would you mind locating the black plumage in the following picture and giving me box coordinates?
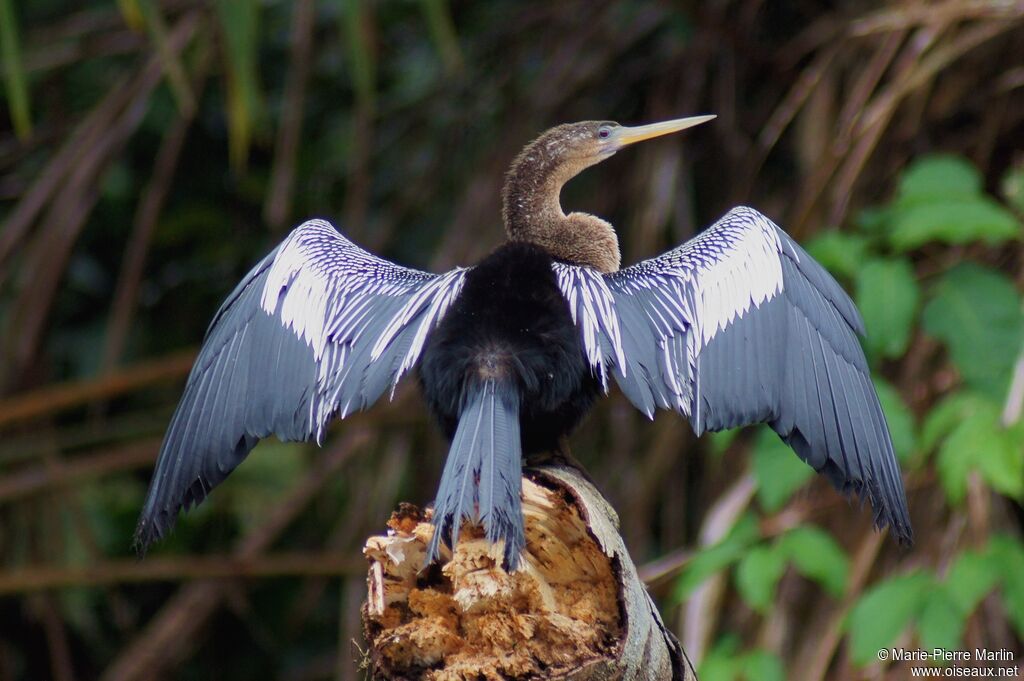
[419,243,599,566]
[135,116,912,571]
[419,242,599,453]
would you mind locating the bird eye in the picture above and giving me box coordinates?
[598,126,612,139]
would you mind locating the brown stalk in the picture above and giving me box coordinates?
[0,10,197,275]
[1,13,202,390]
[23,28,144,75]
[338,576,365,681]
[680,474,757,665]
[828,21,1017,224]
[850,0,1024,36]
[797,530,886,681]
[640,469,937,597]
[28,3,131,44]
[626,416,688,557]
[535,3,668,109]
[834,31,905,154]
[823,21,944,226]
[428,151,510,270]
[792,22,938,230]
[856,21,1016,136]
[750,46,838,185]
[0,72,133,276]
[343,112,374,241]
[0,553,366,596]
[0,440,158,503]
[29,594,76,681]
[99,46,211,377]
[0,350,195,429]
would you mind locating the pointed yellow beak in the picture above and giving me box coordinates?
[610,115,716,148]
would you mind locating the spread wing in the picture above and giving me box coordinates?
[135,219,466,549]
[554,206,912,543]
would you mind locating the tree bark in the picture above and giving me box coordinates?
[361,464,697,680]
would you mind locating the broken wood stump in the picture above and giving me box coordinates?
[361,464,697,680]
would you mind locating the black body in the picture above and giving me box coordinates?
[419,242,600,454]
[418,242,599,564]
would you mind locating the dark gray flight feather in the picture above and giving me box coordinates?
[554,206,913,544]
[134,219,466,552]
[427,378,525,570]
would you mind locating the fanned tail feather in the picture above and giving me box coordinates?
[427,378,524,570]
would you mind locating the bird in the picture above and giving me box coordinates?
[134,116,913,570]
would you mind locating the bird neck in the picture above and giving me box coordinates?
[501,142,621,274]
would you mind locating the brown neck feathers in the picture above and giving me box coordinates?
[501,127,621,273]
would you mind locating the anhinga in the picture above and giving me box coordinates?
[135,116,913,569]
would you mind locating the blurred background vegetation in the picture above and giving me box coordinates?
[1,1,1023,679]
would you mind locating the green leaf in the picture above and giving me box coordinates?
[945,550,998,614]
[740,651,786,681]
[0,0,31,139]
[873,378,916,462]
[674,513,760,600]
[138,0,195,116]
[933,394,1024,504]
[921,393,981,452]
[752,427,814,512]
[699,640,785,681]
[804,231,870,280]
[989,535,1024,637]
[934,398,989,504]
[735,545,786,613]
[890,199,1021,251]
[418,0,463,74]
[340,0,376,112]
[699,637,742,681]
[855,205,891,236]
[918,588,964,652]
[1002,163,1024,216]
[707,427,741,455]
[778,526,849,596]
[846,571,932,665]
[974,419,1024,501]
[887,155,1022,250]
[216,0,262,169]
[897,155,982,202]
[117,0,145,30]
[922,263,1024,398]
[856,258,920,359]
[934,408,986,505]
[699,655,738,681]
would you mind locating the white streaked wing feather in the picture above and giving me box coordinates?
[554,206,786,408]
[136,217,468,550]
[552,206,910,543]
[260,218,466,421]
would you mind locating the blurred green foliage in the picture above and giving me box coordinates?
[684,155,1024,680]
[701,637,786,681]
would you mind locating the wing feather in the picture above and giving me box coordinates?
[554,206,912,543]
[136,219,466,550]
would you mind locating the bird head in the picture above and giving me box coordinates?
[502,115,716,271]
[534,115,717,171]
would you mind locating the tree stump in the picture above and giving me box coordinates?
[361,464,697,680]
